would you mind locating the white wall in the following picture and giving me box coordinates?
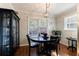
[18,12,28,46]
[0,3,14,9]
[55,7,77,46]
[77,4,79,55]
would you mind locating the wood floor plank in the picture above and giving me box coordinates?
[15,44,77,56]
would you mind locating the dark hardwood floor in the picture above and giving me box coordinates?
[15,44,77,56]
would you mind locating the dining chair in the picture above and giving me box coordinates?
[50,36,61,55]
[52,31,61,50]
[44,36,61,56]
[66,37,77,51]
[26,35,39,56]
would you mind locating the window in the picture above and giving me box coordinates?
[28,17,56,36]
[28,18,39,36]
[28,17,48,35]
[64,14,77,30]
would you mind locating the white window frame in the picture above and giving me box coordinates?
[64,14,77,30]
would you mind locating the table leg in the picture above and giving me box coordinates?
[36,45,39,56]
[72,40,73,52]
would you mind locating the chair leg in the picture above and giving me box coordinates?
[56,47,58,56]
[59,44,60,50]
[36,46,39,56]
[29,47,31,56]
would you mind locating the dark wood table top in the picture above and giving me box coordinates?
[30,36,59,43]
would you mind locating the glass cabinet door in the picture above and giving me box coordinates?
[12,16,17,48]
[16,20,19,47]
[0,12,3,55]
[12,13,19,48]
[2,12,10,55]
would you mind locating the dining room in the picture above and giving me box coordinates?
[0,3,77,56]
[12,3,77,56]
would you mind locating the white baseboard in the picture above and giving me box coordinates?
[20,44,29,47]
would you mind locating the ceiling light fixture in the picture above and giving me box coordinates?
[44,3,50,18]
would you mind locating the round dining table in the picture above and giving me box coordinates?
[30,36,60,56]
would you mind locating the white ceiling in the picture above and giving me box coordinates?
[11,3,76,17]
[52,3,76,15]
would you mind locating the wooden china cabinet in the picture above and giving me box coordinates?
[0,8,20,56]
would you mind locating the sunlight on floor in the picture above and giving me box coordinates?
[51,51,57,56]
[77,50,79,55]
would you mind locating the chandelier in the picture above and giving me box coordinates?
[44,3,50,18]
